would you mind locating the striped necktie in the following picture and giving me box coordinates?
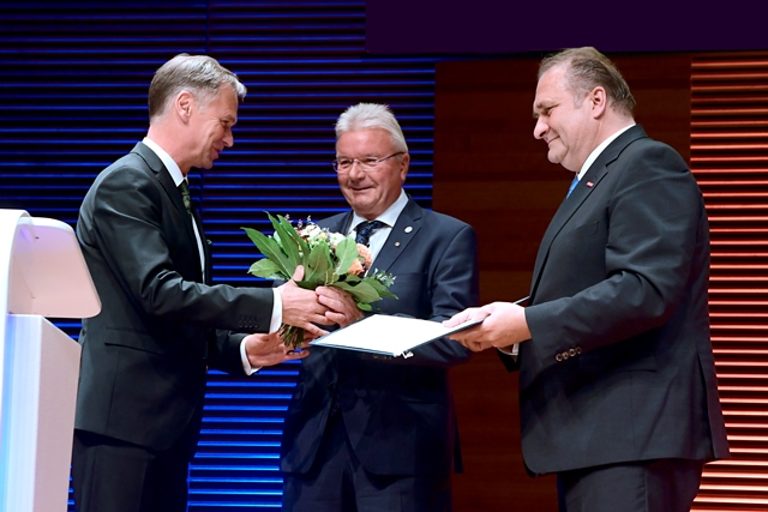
[355,220,385,246]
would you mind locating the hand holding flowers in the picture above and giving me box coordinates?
[243,213,397,348]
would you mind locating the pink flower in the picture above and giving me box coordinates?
[347,258,364,276]
[356,243,372,269]
[347,244,373,276]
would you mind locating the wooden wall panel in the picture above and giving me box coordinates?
[690,51,768,512]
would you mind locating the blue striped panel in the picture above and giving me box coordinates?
[0,1,439,510]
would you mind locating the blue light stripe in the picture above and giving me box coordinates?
[0,1,440,509]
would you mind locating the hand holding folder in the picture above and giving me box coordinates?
[309,314,483,358]
[443,296,530,353]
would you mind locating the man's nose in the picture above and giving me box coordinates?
[347,159,366,178]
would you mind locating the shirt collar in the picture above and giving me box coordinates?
[576,123,635,180]
[350,189,408,233]
[142,136,185,187]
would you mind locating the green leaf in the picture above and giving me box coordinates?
[268,214,302,273]
[247,258,284,279]
[303,241,333,286]
[242,226,293,279]
[333,237,359,278]
[363,276,398,299]
[338,280,380,303]
[284,215,311,258]
[340,273,361,285]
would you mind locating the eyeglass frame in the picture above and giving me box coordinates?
[332,151,406,174]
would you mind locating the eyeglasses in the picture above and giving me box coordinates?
[332,152,405,174]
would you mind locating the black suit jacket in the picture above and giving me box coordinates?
[280,199,479,476]
[507,126,730,474]
[75,142,273,450]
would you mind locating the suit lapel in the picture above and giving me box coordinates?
[371,199,422,273]
[192,210,212,283]
[131,142,204,279]
[320,199,422,273]
[529,126,648,299]
[132,142,187,217]
[322,211,354,235]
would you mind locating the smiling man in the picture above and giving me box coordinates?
[446,47,730,512]
[72,54,329,512]
[280,103,479,512]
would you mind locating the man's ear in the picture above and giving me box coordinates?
[174,90,195,122]
[399,152,410,182]
[590,86,608,117]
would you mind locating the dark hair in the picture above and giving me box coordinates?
[539,46,636,116]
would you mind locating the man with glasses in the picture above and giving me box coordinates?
[280,102,479,511]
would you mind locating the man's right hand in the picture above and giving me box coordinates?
[277,265,331,338]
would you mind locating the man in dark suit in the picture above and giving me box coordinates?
[447,47,730,511]
[280,103,479,511]
[72,54,330,512]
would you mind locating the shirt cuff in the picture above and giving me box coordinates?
[497,344,519,357]
[270,288,282,334]
[239,338,262,376]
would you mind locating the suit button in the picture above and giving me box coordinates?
[555,353,563,362]
[569,348,577,357]
[575,346,582,355]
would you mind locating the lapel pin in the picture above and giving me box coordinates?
[586,181,594,188]
[394,241,401,247]
[404,226,413,233]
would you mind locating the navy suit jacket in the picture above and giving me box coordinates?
[280,198,479,476]
[507,126,730,474]
[75,142,274,451]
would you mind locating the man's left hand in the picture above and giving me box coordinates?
[317,285,364,327]
[243,332,309,367]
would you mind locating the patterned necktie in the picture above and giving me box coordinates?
[566,175,580,198]
[355,220,386,246]
[179,180,193,215]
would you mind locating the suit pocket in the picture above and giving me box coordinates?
[578,347,658,377]
[102,327,167,356]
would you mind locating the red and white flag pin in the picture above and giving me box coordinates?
[586,181,594,188]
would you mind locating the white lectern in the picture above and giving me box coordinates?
[0,209,100,512]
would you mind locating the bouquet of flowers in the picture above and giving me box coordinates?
[243,213,397,348]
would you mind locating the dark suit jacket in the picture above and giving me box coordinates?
[280,199,479,477]
[75,142,273,451]
[507,125,730,475]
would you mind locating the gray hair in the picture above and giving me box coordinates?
[335,103,409,152]
[539,46,636,117]
[148,53,247,119]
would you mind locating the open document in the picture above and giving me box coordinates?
[309,314,483,358]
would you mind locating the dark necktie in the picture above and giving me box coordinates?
[566,175,579,198]
[179,180,193,215]
[355,220,385,246]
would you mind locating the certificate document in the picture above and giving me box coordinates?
[309,314,482,358]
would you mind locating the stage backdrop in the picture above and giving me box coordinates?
[1,1,767,511]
